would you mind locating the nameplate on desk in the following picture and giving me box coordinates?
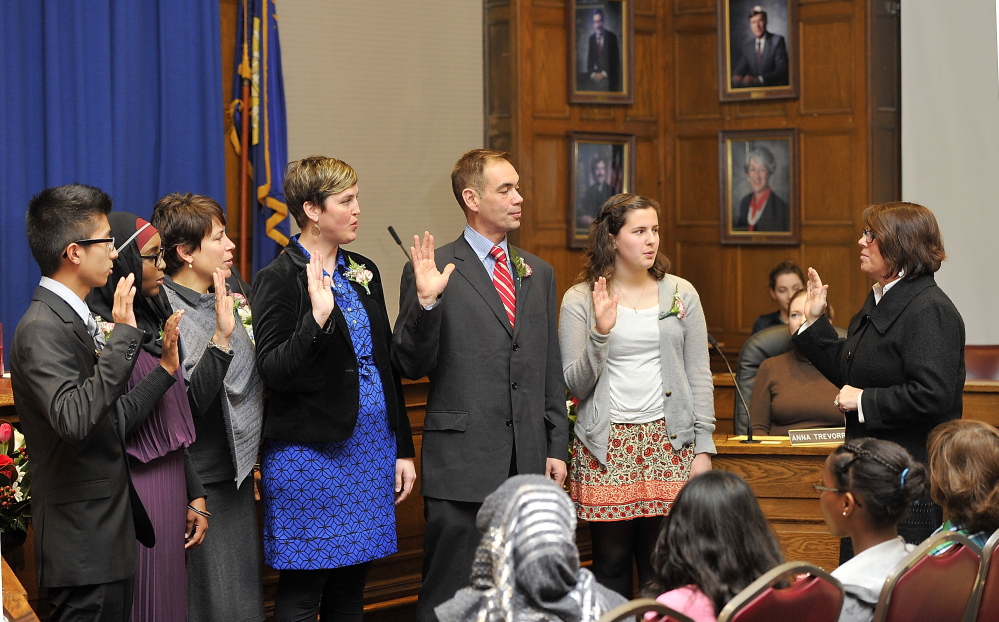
[788,427,846,446]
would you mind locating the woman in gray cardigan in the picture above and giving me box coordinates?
[559,193,716,596]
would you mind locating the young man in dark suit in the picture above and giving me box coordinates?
[10,184,181,622]
[393,150,569,622]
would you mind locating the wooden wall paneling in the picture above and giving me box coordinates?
[867,0,901,203]
[799,130,856,223]
[628,28,660,122]
[733,99,791,120]
[529,133,568,231]
[530,21,570,119]
[798,3,855,115]
[674,134,719,225]
[486,2,515,154]
[673,27,723,121]
[634,135,661,198]
[674,241,730,333]
[673,0,714,16]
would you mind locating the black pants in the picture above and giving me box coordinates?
[589,516,664,598]
[48,577,134,622]
[272,563,371,622]
[417,497,482,622]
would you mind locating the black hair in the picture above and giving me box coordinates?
[26,184,113,276]
[829,438,928,530]
[651,470,784,614]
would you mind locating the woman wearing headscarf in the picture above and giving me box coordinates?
[436,474,626,622]
[152,194,265,622]
[85,212,204,622]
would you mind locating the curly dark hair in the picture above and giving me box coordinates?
[927,420,999,535]
[577,193,670,285]
[829,438,928,530]
[651,471,784,614]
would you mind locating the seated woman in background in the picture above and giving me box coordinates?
[751,260,804,334]
[435,475,626,622]
[649,470,784,622]
[818,439,928,622]
[750,289,843,436]
[927,419,999,547]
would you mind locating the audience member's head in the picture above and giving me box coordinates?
[927,420,999,536]
[27,184,114,278]
[435,475,625,622]
[861,201,946,282]
[283,155,358,230]
[579,193,670,284]
[820,439,927,538]
[768,260,805,316]
[651,470,784,615]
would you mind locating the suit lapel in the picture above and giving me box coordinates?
[452,236,513,337]
[35,286,99,360]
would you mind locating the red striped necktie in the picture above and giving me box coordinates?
[490,245,517,328]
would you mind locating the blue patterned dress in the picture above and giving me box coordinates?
[260,246,398,569]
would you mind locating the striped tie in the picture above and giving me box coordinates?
[490,245,516,328]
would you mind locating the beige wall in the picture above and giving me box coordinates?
[280,0,483,320]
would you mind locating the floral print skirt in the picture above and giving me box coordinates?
[569,418,695,521]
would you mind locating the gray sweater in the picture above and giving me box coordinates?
[559,276,716,465]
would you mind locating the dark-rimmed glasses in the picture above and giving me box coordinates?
[139,250,165,266]
[63,237,115,258]
[862,228,877,243]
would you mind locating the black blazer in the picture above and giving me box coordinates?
[733,191,789,232]
[732,31,789,86]
[392,235,568,502]
[10,287,170,587]
[793,274,966,463]
[253,242,414,457]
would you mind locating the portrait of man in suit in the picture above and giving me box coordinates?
[393,149,568,622]
[730,3,790,88]
[9,184,178,622]
[574,2,625,95]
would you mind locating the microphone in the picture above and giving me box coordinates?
[707,333,759,444]
[387,226,411,261]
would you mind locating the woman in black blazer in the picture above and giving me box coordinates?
[794,201,965,552]
[252,155,415,622]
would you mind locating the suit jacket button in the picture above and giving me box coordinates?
[512,343,520,351]
[506,419,513,427]
[511,382,519,390]
[665,391,672,397]
[670,434,677,440]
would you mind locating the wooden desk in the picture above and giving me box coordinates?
[713,435,840,572]
[3,556,40,622]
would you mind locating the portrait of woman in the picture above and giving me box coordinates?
[795,201,966,550]
[252,156,415,621]
[560,193,715,596]
[732,145,788,232]
[720,130,796,243]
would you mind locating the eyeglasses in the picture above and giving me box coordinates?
[139,250,165,266]
[862,228,877,243]
[812,482,846,494]
[63,237,115,258]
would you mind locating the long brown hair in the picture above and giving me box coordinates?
[577,193,670,285]
[927,420,999,534]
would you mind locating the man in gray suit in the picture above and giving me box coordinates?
[393,149,569,622]
[10,184,180,621]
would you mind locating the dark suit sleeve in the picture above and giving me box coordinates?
[14,321,143,444]
[861,298,964,431]
[792,315,847,387]
[732,41,751,78]
[607,31,621,91]
[252,264,336,392]
[542,269,569,462]
[392,261,444,380]
[761,35,788,85]
[185,345,233,417]
[184,448,206,501]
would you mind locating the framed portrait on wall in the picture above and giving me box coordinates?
[719,129,798,245]
[569,132,635,248]
[718,0,797,101]
[568,0,633,104]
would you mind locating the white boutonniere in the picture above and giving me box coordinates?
[658,285,686,320]
[344,257,374,294]
[510,250,532,279]
[232,293,254,344]
[93,315,115,341]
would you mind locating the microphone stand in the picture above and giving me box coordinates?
[387,226,411,261]
[708,334,759,444]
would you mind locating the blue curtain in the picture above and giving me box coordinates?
[0,0,225,358]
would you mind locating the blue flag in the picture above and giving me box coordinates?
[230,0,289,274]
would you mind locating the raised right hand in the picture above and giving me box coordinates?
[307,251,335,327]
[211,269,235,348]
[412,232,454,308]
[111,274,138,328]
[159,310,184,375]
[804,267,829,323]
[592,276,619,335]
